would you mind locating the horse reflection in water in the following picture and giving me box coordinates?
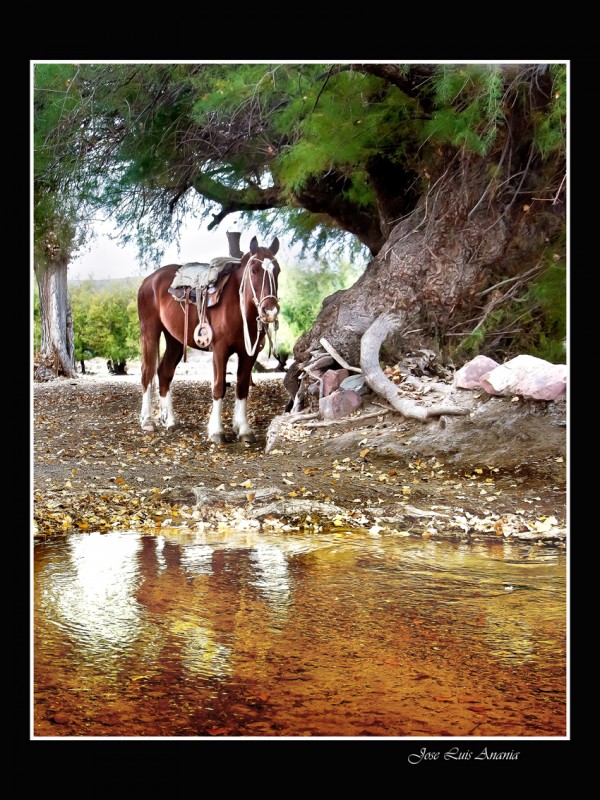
[137,236,280,442]
[37,531,296,683]
[134,534,295,678]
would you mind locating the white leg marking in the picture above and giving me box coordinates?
[159,390,177,429]
[141,386,155,430]
[208,398,223,441]
[233,397,252,439]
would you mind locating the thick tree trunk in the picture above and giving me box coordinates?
[292,158,564,372]
[35,261,77,378]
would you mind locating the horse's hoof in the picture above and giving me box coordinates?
[240,432,256,444]
[141,422,155,433]
[209,433,224,444]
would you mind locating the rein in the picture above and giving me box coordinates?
[239,254,279,356]
[183,288,191,362]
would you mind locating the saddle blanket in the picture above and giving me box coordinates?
[169,256,240,293]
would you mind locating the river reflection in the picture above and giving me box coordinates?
[33,528,567,738]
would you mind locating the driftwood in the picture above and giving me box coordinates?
[194,486,283,506]
[360,314,469,420]
[288,411,320,424]
[303,354,335,372]
[319,338,362,373]
[285,315,470,420]
[303,407,391,427]
[249,500,349,520]
[192,483,355,524]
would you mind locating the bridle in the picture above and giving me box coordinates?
[239,252,280,356]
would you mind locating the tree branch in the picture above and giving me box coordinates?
[319,337,362,373]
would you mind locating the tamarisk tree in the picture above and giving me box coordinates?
[33,62,566,381]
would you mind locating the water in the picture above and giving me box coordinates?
[32,527,567,738]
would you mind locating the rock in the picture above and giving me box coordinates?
[480,354,567,400]
[322,368,350,396]
[340,373,369,394]
[319,389,363,420]
[454,355,500,389]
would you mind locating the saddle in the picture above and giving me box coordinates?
[168,257,241,357]
[168,257,240,304]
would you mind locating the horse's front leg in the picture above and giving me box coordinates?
[208,348,228,443]
[233,354,256,443]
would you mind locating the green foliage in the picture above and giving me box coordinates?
[424,64,505,156]
[278,256,365,349]
[33,62,566,265]
[454,239,567,363]
[33,62,567,366]
[533,64,567,159]
[524,256,567,362]
[69,282,141,365]
[33,64,84,271]
[247,207,371,264]
[275,69,416,204]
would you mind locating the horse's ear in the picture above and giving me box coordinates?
[269,237,280,256]
[249,236,258,255]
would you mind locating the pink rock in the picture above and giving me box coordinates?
[319,389,363,420]
[516,371,567,400]
[479,355,567,400]
[454,355,500,389]
[321,368,350,397]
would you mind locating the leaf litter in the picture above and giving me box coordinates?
[34,374,566,545]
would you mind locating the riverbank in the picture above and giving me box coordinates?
[33,360,566,544]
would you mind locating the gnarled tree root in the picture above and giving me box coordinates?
[360,313,469,420]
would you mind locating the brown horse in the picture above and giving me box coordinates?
[137,236,280,443]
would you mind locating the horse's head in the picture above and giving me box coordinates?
[241,236,281,325]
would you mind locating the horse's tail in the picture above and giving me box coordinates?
[137,278,161,392]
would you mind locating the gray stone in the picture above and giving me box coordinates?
[340,373,369,394]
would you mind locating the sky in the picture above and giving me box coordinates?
[69,214,262,281]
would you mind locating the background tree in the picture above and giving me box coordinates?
[34,64,85,378]
[35,280,142,374]
[70,281,97,372]
[34,62,566,379]
[71,282,141,373]
[279,257,364,347]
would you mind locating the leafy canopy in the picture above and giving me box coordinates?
[34,62,567,263]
